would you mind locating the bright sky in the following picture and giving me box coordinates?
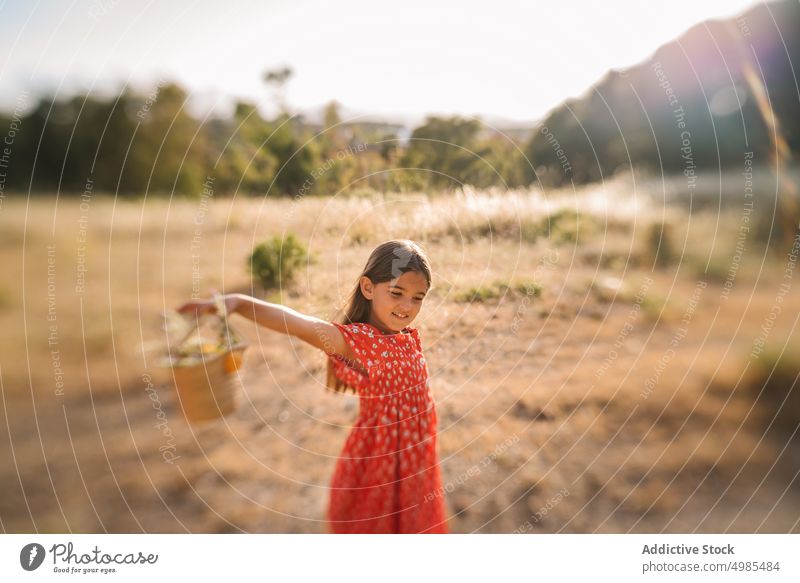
[0,0,763,125]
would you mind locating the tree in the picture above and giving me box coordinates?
[263,66,294,115]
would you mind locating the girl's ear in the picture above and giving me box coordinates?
[359,276,374,300]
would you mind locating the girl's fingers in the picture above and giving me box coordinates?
[175,302,198,314]
[175,299,216,315]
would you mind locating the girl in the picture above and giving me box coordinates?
[177,239,449,534]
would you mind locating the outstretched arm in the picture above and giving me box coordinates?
[176,293,353,361]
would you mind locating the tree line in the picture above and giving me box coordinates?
[1,0,797,198]
[0,83,534,197]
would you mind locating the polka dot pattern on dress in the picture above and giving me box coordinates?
[325,321,448,534]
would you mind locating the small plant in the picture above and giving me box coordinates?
[587,276,669,320]
[643,219,675,267]
[542,208,597,245]
[745,339,800,441]
[683,254,730,283]
[248,232,309,290]
[512,280,543,297]
[454,279,541,303]
[454,283,504,303]
[520,218,547,243]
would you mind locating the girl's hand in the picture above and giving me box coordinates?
[174,298,216,317]
[175,293,241,318]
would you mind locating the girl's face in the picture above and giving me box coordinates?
[360,271,429,334]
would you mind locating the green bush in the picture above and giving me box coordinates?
[643,219,675,267]
[248,233,309,290]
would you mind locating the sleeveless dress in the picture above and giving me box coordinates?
[326,321,449,534]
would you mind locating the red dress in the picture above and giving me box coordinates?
[326,321,449,534]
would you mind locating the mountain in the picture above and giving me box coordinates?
[525,0,800,186]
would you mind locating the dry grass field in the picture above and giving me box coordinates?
[1,177,799,533]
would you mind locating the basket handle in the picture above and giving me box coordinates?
[213,292,238,350]
[159,308,201,355]
[160,294,239,356]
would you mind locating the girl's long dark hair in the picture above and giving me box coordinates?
[326,239,432,394]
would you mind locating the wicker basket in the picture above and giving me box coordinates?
[170,343,247,423]
[157,298,248,424]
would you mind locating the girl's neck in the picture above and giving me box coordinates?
[366,317,406,336]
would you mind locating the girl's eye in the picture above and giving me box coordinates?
[390,291,402,297]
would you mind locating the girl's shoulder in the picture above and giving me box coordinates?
[405,326,422,353]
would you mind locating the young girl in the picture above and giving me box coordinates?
[177,239,449,534]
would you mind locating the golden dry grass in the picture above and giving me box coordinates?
[1,181,798,533]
